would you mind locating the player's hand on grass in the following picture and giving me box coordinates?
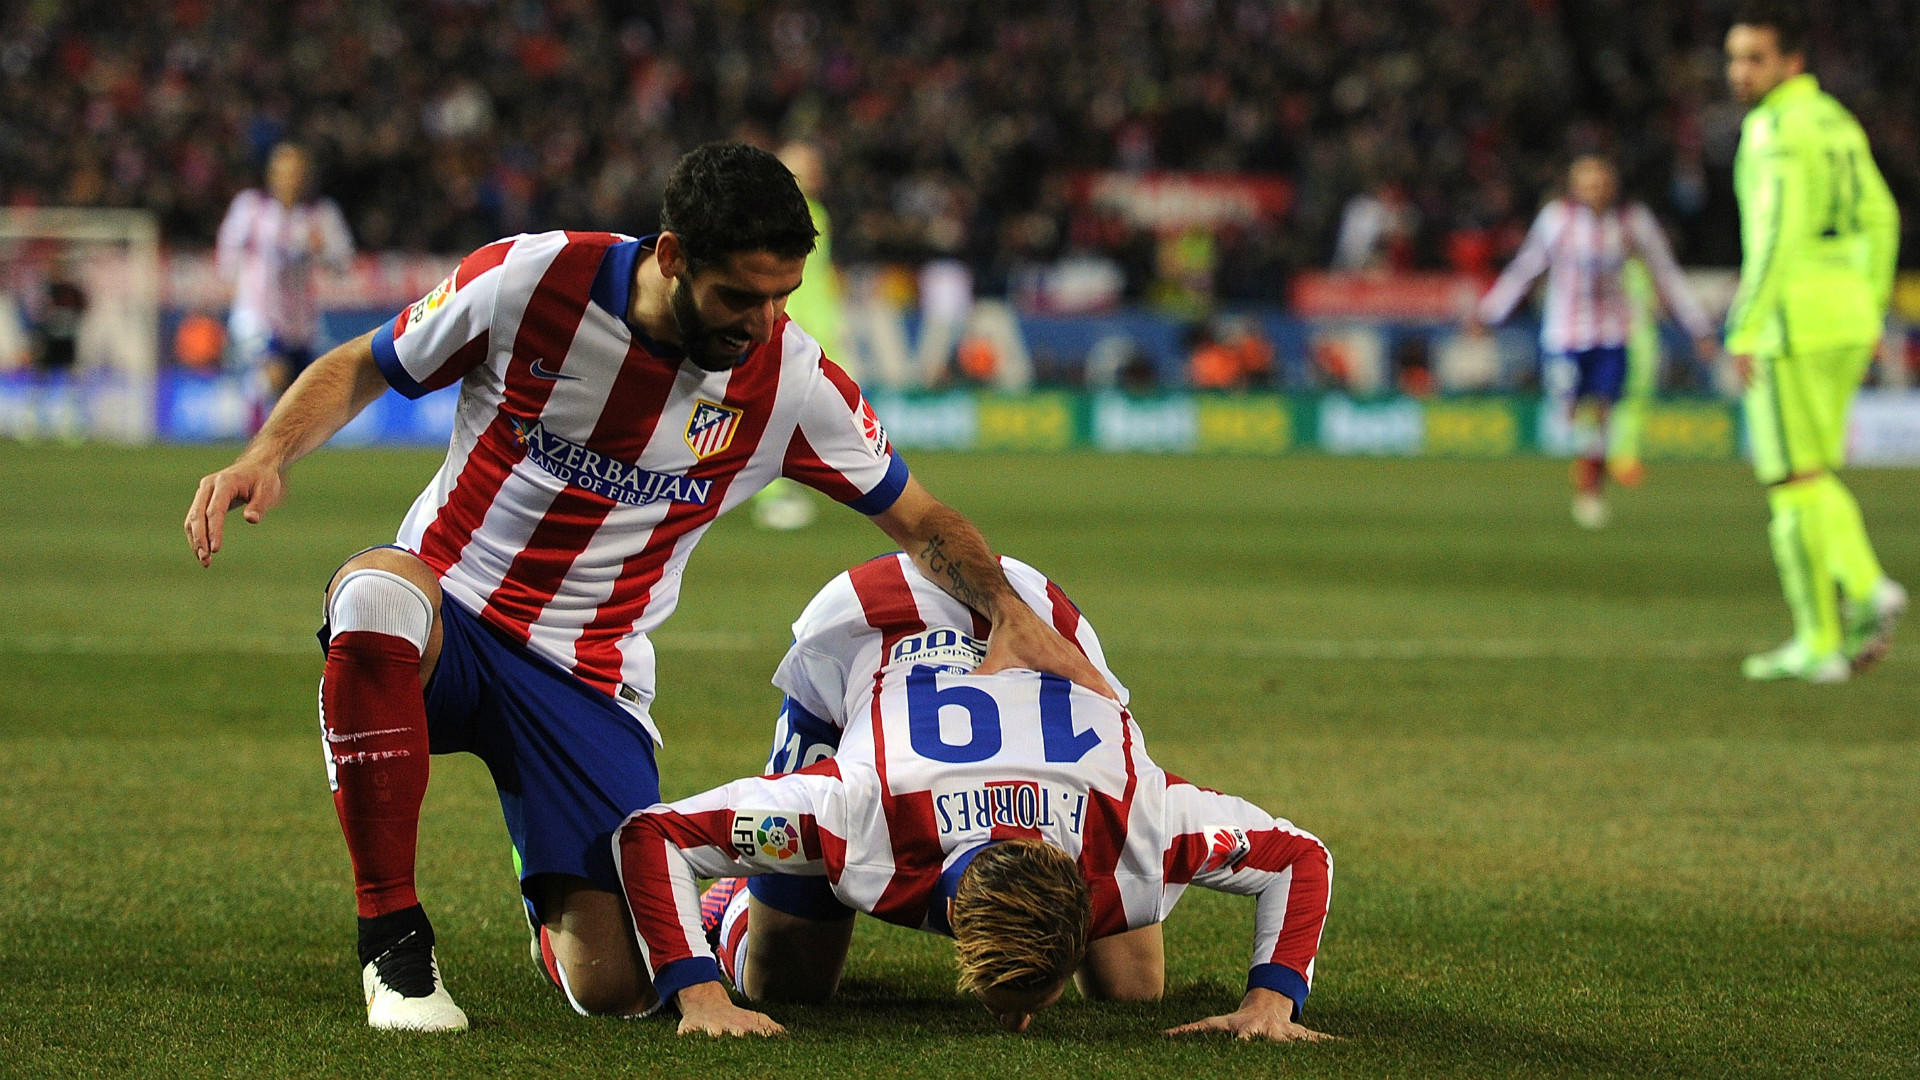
[1165,988,1337,1043]
[185,454,286,567]
[674,981,785,1038]
[975,604,1118,701]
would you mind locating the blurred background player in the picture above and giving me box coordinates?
[23,258,88,440]
[1469,154,1715,529]
[750,141,841,532]
[1604,259,1662,485]
[1723,3,1905,683]
[215,142,353,431]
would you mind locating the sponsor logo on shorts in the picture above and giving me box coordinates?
[732,812,805,861]
[685,399,744,459]
[509,417,711,506]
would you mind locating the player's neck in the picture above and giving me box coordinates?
[626,249,682,349]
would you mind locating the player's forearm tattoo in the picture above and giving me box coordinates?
[920,533,997,618]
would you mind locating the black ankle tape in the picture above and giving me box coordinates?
[357,905,434,967]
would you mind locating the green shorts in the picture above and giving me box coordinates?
[1743,344,1875,484]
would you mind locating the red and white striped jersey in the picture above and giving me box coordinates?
[214,189,354,346]
[1476,199,1710,354]
[772,552,1130,728]
[617,555,1332,1011]
[370,232,909,739]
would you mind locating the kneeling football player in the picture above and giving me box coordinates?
[614,553,1334,1039]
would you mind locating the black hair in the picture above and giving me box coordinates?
[1732,0,1807,56]
[660,142,817,272]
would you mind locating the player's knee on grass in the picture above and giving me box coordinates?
[534,877,657,1016]
[741,894,855,1003]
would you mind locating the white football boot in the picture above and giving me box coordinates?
[1844,577,1907,674]
[1741,640,1849,684]
[1572,492,1610,530]
[363,930,469,1032]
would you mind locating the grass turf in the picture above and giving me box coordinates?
[1,444,1916,1079]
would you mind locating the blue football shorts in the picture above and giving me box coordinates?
[1563,345,1629,403]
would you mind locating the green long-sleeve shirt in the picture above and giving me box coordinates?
[1726,74,1900,356]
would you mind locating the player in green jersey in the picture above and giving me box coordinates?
[1725,2,1906,683]
[752,141,842,531]
[1605,258,1660,488]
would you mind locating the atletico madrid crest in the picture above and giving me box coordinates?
[684,398,743,459]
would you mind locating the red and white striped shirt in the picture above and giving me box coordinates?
[214,188,353,346]
[616,554,1332,1010]
[1476,199,1709,354]
[371,232,909,740]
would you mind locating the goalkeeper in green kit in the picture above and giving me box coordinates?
[1725,2,1906,683]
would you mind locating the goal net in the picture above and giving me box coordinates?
[0,208,160,442]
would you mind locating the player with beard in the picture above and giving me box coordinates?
[184,142,1114,1031]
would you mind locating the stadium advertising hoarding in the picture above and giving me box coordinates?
[868,391,1749,461]
[10,375,1920,464]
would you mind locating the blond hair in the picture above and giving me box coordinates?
[951,839,1092,995]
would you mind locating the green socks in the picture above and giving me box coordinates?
[1807,472,1885,602]
[1767,479,1840,656]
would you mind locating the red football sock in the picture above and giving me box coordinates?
[321,630,431,919]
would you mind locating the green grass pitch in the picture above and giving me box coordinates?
[2,444,1916,1078]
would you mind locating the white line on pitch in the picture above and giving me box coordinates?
[1126,638,1756,660]
[0,634,1753,660]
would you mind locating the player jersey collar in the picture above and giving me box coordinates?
[591,234,687,360]
[1759,73,1818,111]
[924,840,1000,938]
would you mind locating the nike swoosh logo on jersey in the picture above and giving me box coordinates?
[528,357,579,381]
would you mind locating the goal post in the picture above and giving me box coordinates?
[0,208,161,442]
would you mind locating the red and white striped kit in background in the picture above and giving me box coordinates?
[215,188,354,350]
[616,553,1333,1012]
[370,231,908,741]
[1476,199,1711,353]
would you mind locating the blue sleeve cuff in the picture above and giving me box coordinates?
[847,452,910,516]
[1247,963,1309,1020]
[653,956,725,1004]
[749,873,856,922]
[370,318,428,399]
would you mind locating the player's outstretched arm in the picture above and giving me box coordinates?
[184,331,387,566]
[1166,987,1337,1043]
[674,980,786,1038]
[869,477,1117,700]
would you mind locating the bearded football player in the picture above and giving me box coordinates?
[185,143,1114,1031]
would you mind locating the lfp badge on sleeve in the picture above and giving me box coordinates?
[685,398,744,459]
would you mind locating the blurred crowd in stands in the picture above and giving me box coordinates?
[3,0,1918,309]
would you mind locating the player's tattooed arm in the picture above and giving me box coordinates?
[869,478,1117,699]
[917,528,1006,620]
